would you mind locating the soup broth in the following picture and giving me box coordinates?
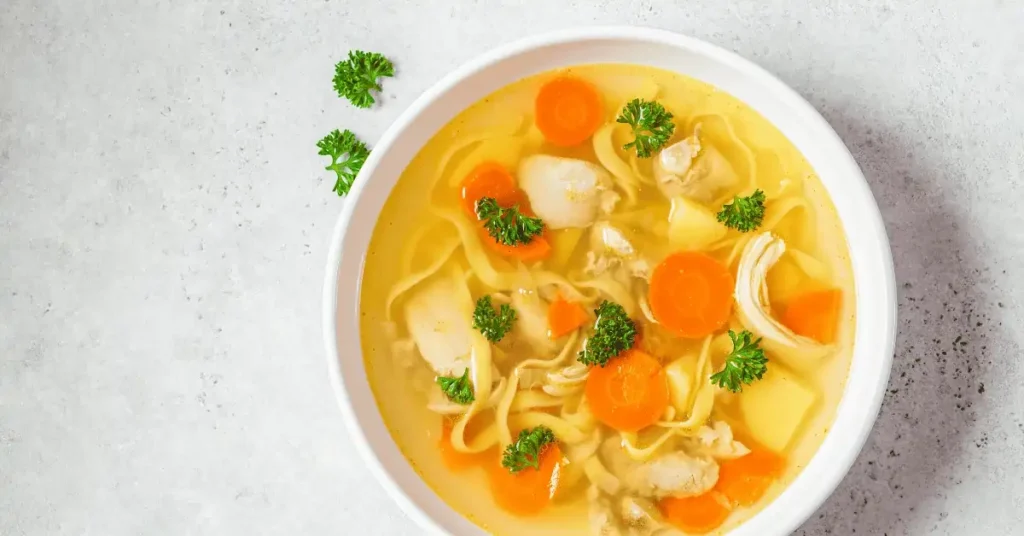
[359,64,854,535]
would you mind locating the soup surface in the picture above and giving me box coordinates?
[359,64,855,535]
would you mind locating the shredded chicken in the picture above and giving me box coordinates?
[653,125,739,203]
[601,438,719,499]
[734,232,830,366]
[695,421,751,460]
[585,222,652,281]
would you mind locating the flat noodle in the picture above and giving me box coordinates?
[516,331,579,371]
[787,246,831,281]
[655,335,715,434]
[492,333,583,446]
[583,457,622,495]
[532,270,596,304]
[510,412,587,443]
[446,135,525,188]
[427,377,507,415]
[620,429,678,461]
[431,115,526,195]
[432,207,526,291]
[449,332,497,454]
[495,369,520,447]
[570,275,636,317]
[509,390,564,413]
[384,236,461,321]
[628,152,656,186]
[593,123,639,207]
[400,215,445,270]
[561,393,597,433]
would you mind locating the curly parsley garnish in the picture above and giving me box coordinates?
[472,295,517,343]
[577,301,637,367]
[616,98,676,158]
[710,330,769,393]
[436,369,474,405]
[475,197,545,246]
[501,426,556,473]
[717,189,766,232]
[316,129,370,196]
[332,50,395,108]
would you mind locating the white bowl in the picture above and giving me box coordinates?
[323,26,896,536]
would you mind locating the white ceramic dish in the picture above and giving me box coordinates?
[323,26,896,536]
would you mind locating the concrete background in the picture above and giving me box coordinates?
[2,1,1022,534]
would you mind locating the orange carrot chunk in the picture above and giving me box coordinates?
[480,227,553,262]
[782,288,842,344]
[659,492,733,533]
[460,161,522,217]
[534,77,604,147]
[438,418,495,471]
[715,448,786,507]
[547,296,589,338]
[487,444,563,516]
[585,349,670,432]
[649,251,734,338]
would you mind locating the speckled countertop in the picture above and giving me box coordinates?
[2,1,1023,535]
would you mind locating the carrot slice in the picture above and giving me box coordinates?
[585,349,670,432]
[547,296,589,338]
[535,76,604,147]
[659,492,732,533]
[460,161,521,217]
[438,418,495,471]
[487,444,563,516]
[649,251,734,338]
[715,449,786,507]
[480,228,552,262]
[782,288,842,344]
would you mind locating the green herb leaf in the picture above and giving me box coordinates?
[332,50,395,108]
[317,129,370,196]
[472,295,517,343]
[710,330,769,393]
[475,197,545,246]
[577,301,637,367]
[436,369,474,405]
[716,189,766,232]
[501,426,556,473]
[615,98,676,158]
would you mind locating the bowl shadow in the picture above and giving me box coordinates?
[794,108,1000,534]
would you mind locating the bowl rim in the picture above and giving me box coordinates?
[323,25,896,535]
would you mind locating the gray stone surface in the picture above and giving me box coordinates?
[1,1,1022,534]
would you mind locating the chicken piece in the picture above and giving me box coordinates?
[403,274,474,376]
[585,222,652,280]
[588,486,621,536]
[734,232,830,369]
[518,155,613,229]
[695,421,750,460]
[510,289,558,355]
[620,496,665,536]
[601,438,719,499]
[653,126,739,203]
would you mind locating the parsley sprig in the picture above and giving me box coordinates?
[317,129,370,196]
[616,98,676,158]
[717,189,766,232]
[578,301,637,367]
[472,295,517,343]
[501,426,556,473]
[710,330,769,393]
[436,369,474,405]
[475,197,545,246]
[332,50,395,108]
